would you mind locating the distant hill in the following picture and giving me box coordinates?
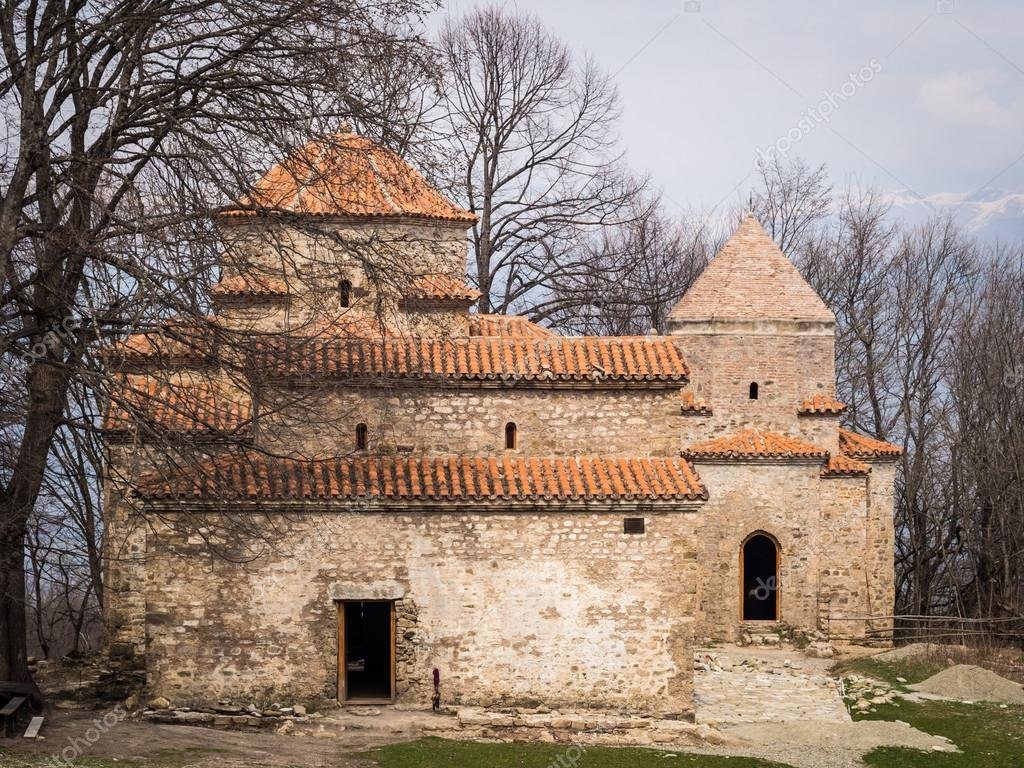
[883,189,1024,243]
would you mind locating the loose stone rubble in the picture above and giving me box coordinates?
[139,698,323,733]
[841,674,899,713]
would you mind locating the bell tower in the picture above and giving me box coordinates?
[668,214,838,449]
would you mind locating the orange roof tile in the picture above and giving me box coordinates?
[468,314,554,339]
[252,335,688,385]
[210,274,289,299]
[683,428,828,460]
[838,428,902,459]
[223,130,476,224]
[669,215,834,323]
[403,274,481,305]
[821,454,871,477]
[680,390,711,414]
[106,320,215,366]
[105,373,252,435]
[798,393,847,415]
[135,453,706,504]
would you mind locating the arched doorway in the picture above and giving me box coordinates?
[742,533,779,621]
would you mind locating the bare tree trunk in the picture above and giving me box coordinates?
[0,511,31,683]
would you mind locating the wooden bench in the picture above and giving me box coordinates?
[0,696,27,738]
[23,716,44,739]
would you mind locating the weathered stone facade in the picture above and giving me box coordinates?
[102,132,899,717]
[138,508,700,714]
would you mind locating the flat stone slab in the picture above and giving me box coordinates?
[694,646,850,725]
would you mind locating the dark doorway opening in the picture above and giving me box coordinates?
[340,601,393,701]
[742,534,778,621]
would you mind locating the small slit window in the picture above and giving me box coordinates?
[355,422,368,450]
[339,279,352,308]
[504,421,517,449]
[623,517,646,535]
[749,382,759,400]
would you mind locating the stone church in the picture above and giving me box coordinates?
[102,129,900,717]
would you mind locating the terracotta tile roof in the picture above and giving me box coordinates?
[669,215,834,323]
[683,428,828,460]
[838,428,903,459]
[821,454,871,477]
[403,274,481,305]
[301,315,396,340]
[222,130,476,224]
[252,336,688,385]
[679,390,711,414]
[136,453,707,504]
[210,274,289,299]
[467,314,554,339]
[105,320,215,366]
[105,373,252,435]
[798,394,847,415]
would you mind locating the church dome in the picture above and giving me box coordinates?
[223,127,476,225]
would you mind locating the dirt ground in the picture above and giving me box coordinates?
[0,644,987,768]
[0,702,961,768]
[2,706,414,767]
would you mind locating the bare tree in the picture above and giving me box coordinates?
[545,194,713,335]
[0,0,436,688]
[750,155,832,257]
[439,5,644,317]
[947,251,1024,622]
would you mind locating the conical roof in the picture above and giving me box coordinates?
[224,128,476,225]
[669,215,833,323]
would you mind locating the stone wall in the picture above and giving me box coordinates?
[142,506,701,717]
[864,462,897,636]
[672,324,838,453]
[216,217,469,333]
[260,387,682,457]
[692,462,824,641]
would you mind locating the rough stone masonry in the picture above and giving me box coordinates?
[101,129,900,717]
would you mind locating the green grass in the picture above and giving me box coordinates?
[373,736,792,768]
[834,655,948,688]
[837,656,1024,768]
[857,699,1024,768]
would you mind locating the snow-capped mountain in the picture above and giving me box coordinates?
[883,189,1024,243]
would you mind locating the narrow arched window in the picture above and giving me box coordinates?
[355,422,368,450]
[504,422,517,449]
[749,382,759,400]
[339,279,352,308]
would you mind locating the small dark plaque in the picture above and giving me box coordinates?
[623,517,645,534]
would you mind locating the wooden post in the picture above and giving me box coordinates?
[336,603,345,702]
[390,602,397,701]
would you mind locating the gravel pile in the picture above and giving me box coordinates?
[908,664,1024,704]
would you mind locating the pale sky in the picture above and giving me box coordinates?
[435,0,1024,219]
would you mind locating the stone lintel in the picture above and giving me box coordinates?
[329,579,406,601]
